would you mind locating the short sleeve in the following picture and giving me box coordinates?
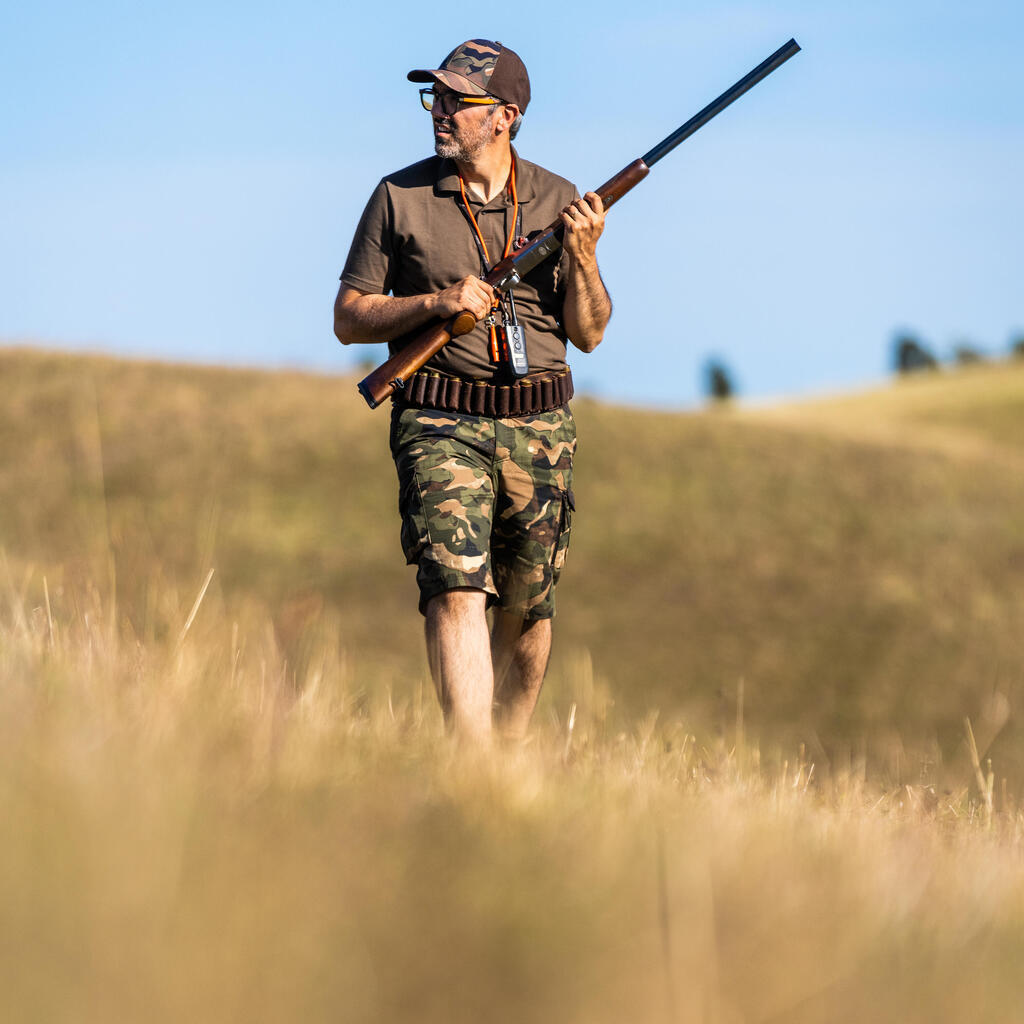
[340,181,395,295]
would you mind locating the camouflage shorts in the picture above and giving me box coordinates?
[389,404,577,619]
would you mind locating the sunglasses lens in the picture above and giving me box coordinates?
[421,90,463,114]
[420,90,495,114]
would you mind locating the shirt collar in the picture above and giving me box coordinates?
[434,147,535,205]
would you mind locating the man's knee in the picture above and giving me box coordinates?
[425,587,489,621]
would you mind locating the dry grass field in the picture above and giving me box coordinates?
[2,346,1024,1021]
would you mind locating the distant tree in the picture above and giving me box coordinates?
[704,359,735,402]
[893,334,938,375]
[1010,335,1024,361]
[952,342,985,366]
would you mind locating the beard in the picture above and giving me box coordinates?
[433,110,494,162]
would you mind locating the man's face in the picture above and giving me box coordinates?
[431,86,500,163]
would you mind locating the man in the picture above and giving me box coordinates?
[335,39,611,744]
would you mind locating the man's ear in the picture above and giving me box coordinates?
[497,103,520,135]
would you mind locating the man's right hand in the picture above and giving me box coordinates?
[431,276,495,322]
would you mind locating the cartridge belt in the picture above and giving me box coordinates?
[394,368,574,418]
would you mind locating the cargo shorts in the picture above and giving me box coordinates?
[389,404,577,619]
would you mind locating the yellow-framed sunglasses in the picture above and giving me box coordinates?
[419,88,500,115]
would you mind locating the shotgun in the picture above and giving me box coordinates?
[358,38,800,409]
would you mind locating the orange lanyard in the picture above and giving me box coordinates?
[458,159,518,362]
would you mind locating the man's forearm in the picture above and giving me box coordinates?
[563,254,612,353]
[335,276,496,346]
[334,290,441,345]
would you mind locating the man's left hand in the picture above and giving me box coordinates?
[560,192,605,263]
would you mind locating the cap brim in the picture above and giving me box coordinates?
[406,68,489,97]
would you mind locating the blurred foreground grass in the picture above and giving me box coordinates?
[2,577,1023,1024]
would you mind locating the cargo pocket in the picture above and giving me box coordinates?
[397,471,430,566]
[552,488,575,580]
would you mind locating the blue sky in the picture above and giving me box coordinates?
[2,0,1021,406]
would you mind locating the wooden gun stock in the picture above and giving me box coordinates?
[357,38,800,409]
[358,313,476,409]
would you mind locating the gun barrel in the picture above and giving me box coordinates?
[641,38,800,168]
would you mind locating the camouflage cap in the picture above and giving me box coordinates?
[408,39,530,113]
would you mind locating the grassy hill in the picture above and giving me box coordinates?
[3,346,1024,785]
[4,345,1024,1022]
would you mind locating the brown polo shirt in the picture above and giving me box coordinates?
[340,150,578,380]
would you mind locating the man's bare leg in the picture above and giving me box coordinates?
[491,610,552,740]
[424,588,493,744]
